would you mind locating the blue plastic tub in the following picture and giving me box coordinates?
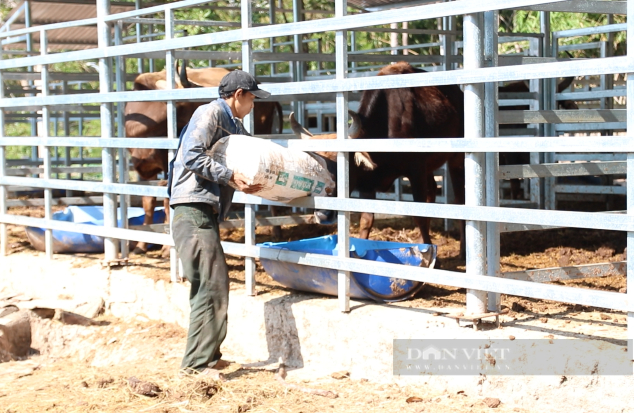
[25,206,165,253]
[258,235,436,302]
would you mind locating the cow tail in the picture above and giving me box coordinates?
[275,101,283,134]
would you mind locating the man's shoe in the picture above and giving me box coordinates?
[199,368,227,382]
[177,368,226,382]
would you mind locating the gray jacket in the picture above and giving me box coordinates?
[169,99,249,219]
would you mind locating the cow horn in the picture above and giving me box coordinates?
[289,112,313,139]
[348,110,361,139]
[557,76,575,93]
[179,60,192,88]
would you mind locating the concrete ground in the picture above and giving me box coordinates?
[2,252,634,413]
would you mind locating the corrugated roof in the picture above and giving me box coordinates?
[2,0,165,51]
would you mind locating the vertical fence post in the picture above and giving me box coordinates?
[242,0,256,296]
[25,1,38,168]
[542,11,556,211]
[97,0,117,262]
[626,0,634,365]
[350,31,357,73]
[135,0,143,74]
[62,83,72,194]
[165,6,181,282]
[268,0,276,76]
[602,15,615,112]
[463,12,487,317]
[443,10,456,233]
[0,50,6,257]
[40,29,53,260]
[336,0,350,313]
[441,4,454,73]
[484,11,500,313]
[114,21,129,260]
[148,23,154,72]
[292,0,305,126]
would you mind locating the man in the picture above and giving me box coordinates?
[169,70,269,380]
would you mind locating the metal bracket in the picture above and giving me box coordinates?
[445,309,508,330]
[101,258,130,269]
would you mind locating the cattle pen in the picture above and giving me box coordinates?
[0,0,633,368]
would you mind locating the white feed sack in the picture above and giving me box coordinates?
[208,134,336,202]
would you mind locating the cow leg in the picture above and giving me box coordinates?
[510,178,522,200]
[409,172,432,245]
[357,191,376,239]
[447,155,466,259]
[133,195,157,254]
[161,196,171,258]
[358,213,375,240]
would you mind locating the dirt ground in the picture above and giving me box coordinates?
[4,203,627,316]
[1,203,629,412]
[0,315,533,413]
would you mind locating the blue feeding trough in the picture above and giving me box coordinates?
[258,235,436,302]
[25,206,165,253]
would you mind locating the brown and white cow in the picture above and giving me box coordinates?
[290,61,466,259]
[125,64,283,256]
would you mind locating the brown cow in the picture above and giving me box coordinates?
[125,64,283,256]
[290,61,466,259]
[499,77,578,199]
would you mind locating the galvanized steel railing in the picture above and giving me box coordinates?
[0,0,632,351]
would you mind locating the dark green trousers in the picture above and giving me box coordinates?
[172,203,229,372]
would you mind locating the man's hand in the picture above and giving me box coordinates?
[229,172,264,194]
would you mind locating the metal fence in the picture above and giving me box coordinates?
[0,0,632,350]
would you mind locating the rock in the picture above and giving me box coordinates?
[30,308,56,319]
[0,310,32,362]
[17,299,80,312]
[557,255,570,267]
[600,314,611,321]
[331,371,350,380]
[17,297,104,320]
[483,397,501,408]
[97,377,114,388]
[540,318,548,323]
[74,297,105,319]
[406,396,423,403]
[0,305,19,318]
[127,376,161,397]
[511,302,525,313]
[54,309,100,326]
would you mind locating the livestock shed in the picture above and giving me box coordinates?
[0,0,632,357]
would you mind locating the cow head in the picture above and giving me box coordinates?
[289,111,377,224]
[289,111,377,171]
[130,147,168,181]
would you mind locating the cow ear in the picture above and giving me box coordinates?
[354,152,377,171]
[348,110,362,139]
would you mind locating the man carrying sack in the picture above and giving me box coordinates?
[169,70,270,380]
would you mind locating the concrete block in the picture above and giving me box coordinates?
[0,310,31,362]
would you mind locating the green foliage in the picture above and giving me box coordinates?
[499,10,626,58]
[0,1,627,149]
